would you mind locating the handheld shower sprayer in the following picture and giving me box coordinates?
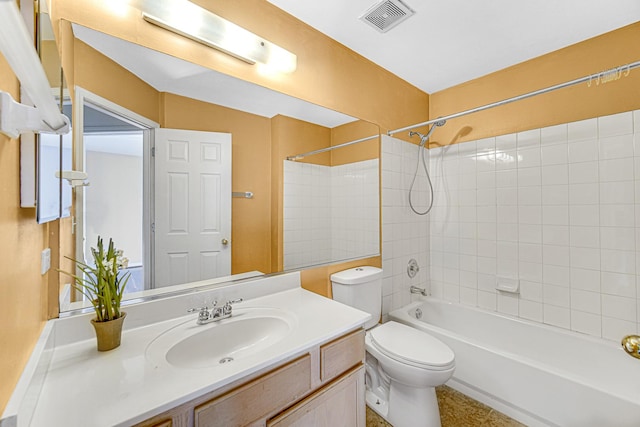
[407,119,446,215]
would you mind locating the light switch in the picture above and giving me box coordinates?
[41,248,51,275]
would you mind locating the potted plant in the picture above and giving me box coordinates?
[61,236,130,351]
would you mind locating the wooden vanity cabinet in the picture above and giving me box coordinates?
[135,328,365,427]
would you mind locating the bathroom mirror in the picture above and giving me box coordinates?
[57,23,380,312]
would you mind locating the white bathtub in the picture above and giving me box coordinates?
[389,299,640,427]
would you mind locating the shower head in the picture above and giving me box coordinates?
[409,118,447,147]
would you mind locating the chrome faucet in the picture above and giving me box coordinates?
[187,298,243,325]
[410,285,428,296]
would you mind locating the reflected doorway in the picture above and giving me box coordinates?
[83,116,145,293]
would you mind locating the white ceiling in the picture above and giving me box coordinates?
[72,25,356,128]
[267,0,640,93]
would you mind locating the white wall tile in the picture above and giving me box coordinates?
[599,158,634,182]
[570,226,600,248]
[569,183,599,205]
[569,161,599,184]
[497,293,519,316]
[542,185,569,205]
[542,165,569,186]
[421,110,640,341]
[518,167,542,187]
[600,227,634,251]
[568,118,597,142]
[543,225,569,246]
[517,129,541,147]
[570,246,601,270]
[544,305,570,329]
[598,111,633,138]
[601,271,636,298]
[541,124,568,146]
[600,181,634,204]
[518,186,542,205]
[518,147,541,168]
[568,139,598,163]
[519,224,542,244]
[601,249,636,274]
[571,268,601,292]
[543,245,570,267]
[569,205,599,227]
[571,310,602,336]
[520,280,543,302]
[602,294,636,321]
[571,289,601,314]
[602,317,636,341]
[477,290,497,311]
[541,144,568,166]
[520,299,543,322]
[543,284,570,307]
[599,134,634,160]
[543,205,569,225]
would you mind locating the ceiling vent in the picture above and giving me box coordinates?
[359,0,415,33]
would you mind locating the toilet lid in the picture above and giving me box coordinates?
[370,322,455,370]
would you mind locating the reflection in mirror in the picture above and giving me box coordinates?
[35,4,71,223]
[283,144,379,270]
[58,23,380,313]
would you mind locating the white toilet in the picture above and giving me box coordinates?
[331,266,455,427]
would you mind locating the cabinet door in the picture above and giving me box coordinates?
[267,366,365,427]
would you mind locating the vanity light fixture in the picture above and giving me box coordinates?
[139,0,297,73]
[0,0,70,138]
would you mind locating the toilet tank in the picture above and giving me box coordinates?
[331,266,382,330]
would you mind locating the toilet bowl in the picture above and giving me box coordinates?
[331,266,455,427]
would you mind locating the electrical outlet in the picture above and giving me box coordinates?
[41,248,51,275]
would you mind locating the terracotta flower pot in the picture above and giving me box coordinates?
[91,312,127,351]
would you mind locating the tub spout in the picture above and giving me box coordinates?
[410,285,427,296]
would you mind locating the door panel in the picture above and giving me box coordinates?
[154,128,231,288]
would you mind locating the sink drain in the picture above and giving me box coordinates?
[219,357,234,364]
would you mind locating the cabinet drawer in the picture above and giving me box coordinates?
[194,354,312,426]
[320,329,365,382]
[267,365,365,427]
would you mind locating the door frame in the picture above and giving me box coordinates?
[73,87,160,293]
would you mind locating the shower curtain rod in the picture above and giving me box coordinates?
[285,134,379,161]
[388,59,640,136]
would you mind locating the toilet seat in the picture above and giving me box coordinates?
[369,321,455,371]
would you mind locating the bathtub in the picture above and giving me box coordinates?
[389,299,640,427]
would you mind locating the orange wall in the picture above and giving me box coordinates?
[429,22,640,147]
[331,120,380,166]
[50,0,430,133]
[72,39,160,124]
[0,56,49,412]
[161,93,273,275]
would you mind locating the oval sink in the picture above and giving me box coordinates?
[146,308,296,369]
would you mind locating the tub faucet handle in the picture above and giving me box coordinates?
[622,335,640,359]
[410,285,428,296]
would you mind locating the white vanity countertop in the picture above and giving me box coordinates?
[28,288,370,427]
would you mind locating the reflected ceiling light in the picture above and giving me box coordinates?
[140,0,297,73]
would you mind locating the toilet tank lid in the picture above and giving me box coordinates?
[330,266,383,285]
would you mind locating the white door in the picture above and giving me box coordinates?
[153,128,232,288]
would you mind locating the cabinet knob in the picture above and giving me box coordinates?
[222,238,229,246]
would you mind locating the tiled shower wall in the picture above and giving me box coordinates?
[429,110,640,341]
[381,135,430,319]
[283,159,379,270]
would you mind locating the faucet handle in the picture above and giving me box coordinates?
[187,306,210,322]
[222,298,243,315]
